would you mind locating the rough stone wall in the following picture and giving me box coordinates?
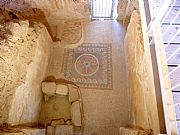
[0,0,90,25]
[124,10,160,133]
[117,0,139,23]
[0,20,53,125]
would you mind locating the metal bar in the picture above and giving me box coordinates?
[162,23,180,25]
[147,0,172,32]
[149,38,154,45]
[160,0,176,23]
[105,0,107,17]
[161,11,180,37]
[153,28,172,135]
[168,64,179,67]
[111,0,115,18]
[168,83,180,91]
[164,42,180,45]
[162,30,180,51]
[165,65,180,77]
[163,46,180,64]
[91,0,114,19]
[172,90,180,92]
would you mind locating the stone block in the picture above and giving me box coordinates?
[47,126,55,135]
[51,118,65,126]
[55,125,73,135]
[74,126,81,135]
[56,84,68,96]
[119,127,139,135]
[19,20,29,38]
[6,22,22,42]
[119,127,152,135]
[71,101,82,126]
[42,82,56,96]
[20,128,46,135]
[68,85,79,102]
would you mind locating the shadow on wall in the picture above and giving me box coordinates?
[0,0,59,41]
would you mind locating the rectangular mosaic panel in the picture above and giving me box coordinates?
[62,43,113,90]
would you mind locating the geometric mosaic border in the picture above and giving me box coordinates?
[62,43,113,90]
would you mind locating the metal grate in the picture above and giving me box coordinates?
[91,0,115,19]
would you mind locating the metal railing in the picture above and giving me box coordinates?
[147,0,180,134]
[91,0,115,19]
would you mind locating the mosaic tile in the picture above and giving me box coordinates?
[62,43,113,89]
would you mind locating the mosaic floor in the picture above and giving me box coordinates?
[62,43,112,89]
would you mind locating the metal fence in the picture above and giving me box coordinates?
[91,0,115,19]
[147,0,180,134]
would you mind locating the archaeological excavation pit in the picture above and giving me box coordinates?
[0,0,179,135]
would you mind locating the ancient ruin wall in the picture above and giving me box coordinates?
[0,21,53,125]
[117,0,139,22]
[124,10,160,133]
[0,0,90,26]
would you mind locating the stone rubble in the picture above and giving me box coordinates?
[55,125,74,135]
[68,85,79,103]
[56,84,69,96]
[20,128,46,135]
[42,82,56,96]
[47,126,55,135]
[0,19,53,126]
[119,127,153,135]
[71,101,82,126]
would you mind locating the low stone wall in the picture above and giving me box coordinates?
[0,20,53,125]
[124,10,160,133]
[117,0,139,23]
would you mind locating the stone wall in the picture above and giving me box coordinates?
[0,20,53,125]
[124,10,160,134]
[117,0,139,23]
[0,0,90,26]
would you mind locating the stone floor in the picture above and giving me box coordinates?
[47,20,129,135]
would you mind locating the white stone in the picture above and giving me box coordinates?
[20,128,46,135]
[71,101,81,126]
[42,82,56,96]
[55,125,73,135]
[47,126,55,135]
[4,23,53,125]
[27,27,35,35]
[6,22,22,42]
[19,20,29,38]
[56,84,68,96]
[68,85,79,102]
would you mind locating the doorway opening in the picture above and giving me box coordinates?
[91,0,118,20]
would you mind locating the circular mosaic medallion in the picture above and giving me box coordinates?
[75,54,99,76]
